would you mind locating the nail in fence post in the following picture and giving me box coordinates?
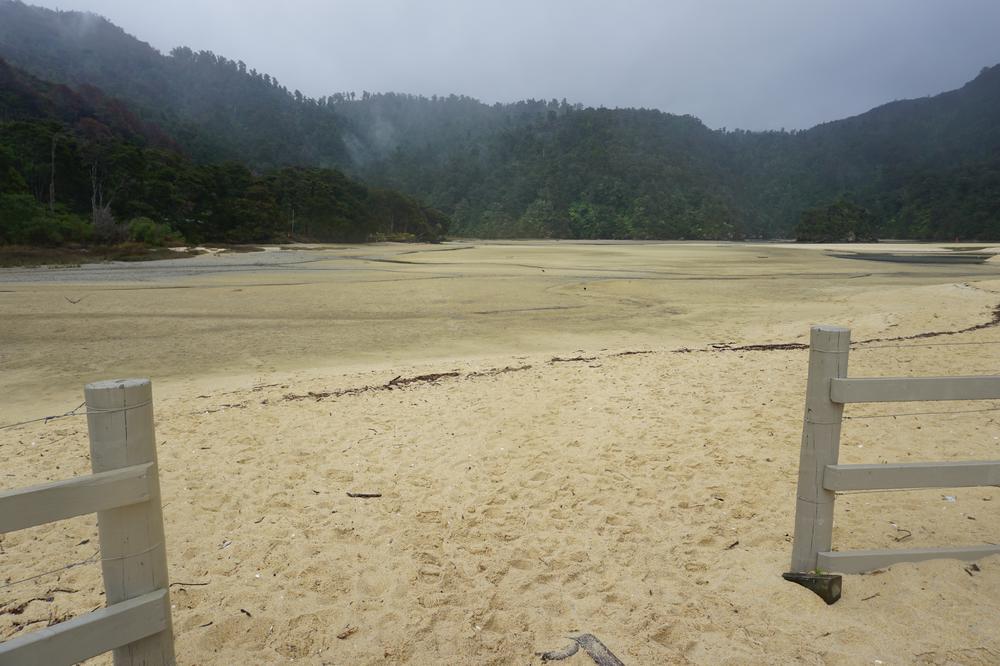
[789,326,850,573]
[85,379,175,665]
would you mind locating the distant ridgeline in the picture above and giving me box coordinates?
[1,0,999,243]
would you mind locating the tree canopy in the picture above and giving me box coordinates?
[0,56,448,246]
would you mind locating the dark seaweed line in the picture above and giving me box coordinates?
[198,302,1000,413]
[675,302,1000,353]
[276,365,533,403]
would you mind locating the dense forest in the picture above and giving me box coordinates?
[1,0,999,243]
[0,57,447,245]
[340,74,1000,240]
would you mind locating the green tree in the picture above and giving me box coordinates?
[795,201,877,242]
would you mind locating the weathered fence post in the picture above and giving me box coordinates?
[85,379,175,666]
[789,326,850,573]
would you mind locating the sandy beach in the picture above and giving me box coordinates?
[2,241,1000,664]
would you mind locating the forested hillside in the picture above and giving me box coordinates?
[0,0,352,167]
[0,56,448,246]
[340,96,740,238]
[1,0,999,241]
[336,65,1000,240]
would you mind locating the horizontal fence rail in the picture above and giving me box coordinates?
[0,379,174,665]
[789,326,1000,585]
[831,376,1000,403]
[0,463,154,533]
[823,461,1000,491]
[817,545,1000,575]
[0,590,169,666]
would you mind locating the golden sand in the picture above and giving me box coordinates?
[2,241,1000,664]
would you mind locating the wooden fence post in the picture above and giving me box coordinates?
[789,326,850,573]
[85,379,175,666]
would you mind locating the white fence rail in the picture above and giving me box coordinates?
[0,379,175,666]
[789,326,1000,576]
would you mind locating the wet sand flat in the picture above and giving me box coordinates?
[2,241,998,414]
[2,241,1000,664]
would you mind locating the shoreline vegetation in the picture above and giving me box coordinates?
[0,231,445,268]
[0,242,239,267]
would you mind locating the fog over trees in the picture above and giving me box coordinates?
[2,1,1000,244]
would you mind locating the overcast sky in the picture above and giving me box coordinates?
[33,0,1000,130]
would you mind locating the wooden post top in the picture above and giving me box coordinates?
[85,378,151,391]
[810,325,850,334]
[809,325,851,352]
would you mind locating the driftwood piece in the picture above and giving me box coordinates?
[538,640,578,662]
[538,634,625,665]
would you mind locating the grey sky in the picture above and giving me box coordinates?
[33,0,1000,130]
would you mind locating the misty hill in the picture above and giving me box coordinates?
[2,0,999,240]
[337,70,1000,239]
[0,0,350,167]
[341,96,740,238]
[781,65,1000,239]
[0,54,448,246]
